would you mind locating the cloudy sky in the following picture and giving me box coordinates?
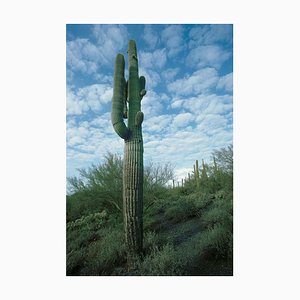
[66,24,233,182]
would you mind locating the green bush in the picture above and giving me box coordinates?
[143,231,160,252]
[199,224,232,258]
[137,244,186,276]
[200,190,233,259]
[187,192,213,211]
[66,211,126,275]
[67,211,108,253]
[164,196,199,223]
[67,154,174,221]
[67,153,123,218]
[80,225,126,275]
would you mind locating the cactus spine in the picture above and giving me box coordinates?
[111,40,146,254]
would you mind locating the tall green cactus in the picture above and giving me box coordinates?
[201,159,208,179]
[111,40,146,254]
[195,159,200,188]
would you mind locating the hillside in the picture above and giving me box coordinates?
[66,146,233,276]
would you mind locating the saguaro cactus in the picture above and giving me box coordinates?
[201,159,208,180]
[195,159,200,188]
[111,40,146,254]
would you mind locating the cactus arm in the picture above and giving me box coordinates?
[127,40,140,130]
[123,80,128,118]
[111,53,130,139]
[135,111,144,126]
[139,76,146,99]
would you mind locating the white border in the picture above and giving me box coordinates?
[1,1,299,299]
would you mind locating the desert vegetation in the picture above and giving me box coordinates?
[66,145,233,276]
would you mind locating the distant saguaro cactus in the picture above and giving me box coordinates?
[111,40,146,254]
[201,159,208,180]
[195,159,200,188]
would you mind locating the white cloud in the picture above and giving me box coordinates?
[67,25,128,79]
[167,68,219,96]
[143,129,214,179]
[144,114,173,132]
[92,25,128,64]
[68,124,90,147]
[67,120,93,147]
[93,73,113,84]
[66,114,125,178]
[161,25,185,58]
[143,25,159,49]
[139,48,167,69]
[189,24,233,47]
[217,72,233,93]
[173,112,194,128]
[142,90,169,117]
[67,84,113,116]
[174,168,193,182]
[171,94,233,116]
[170,98,184,109]
[196,114,228,133]
[201,95,232,115]
[67,88,88,115]
[67,39,100,75]
[186,45,231,69]
[166,94,233,160]
[142,93,232,178]
[161,68,180,82]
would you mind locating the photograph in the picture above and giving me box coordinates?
[2,0,299,298]
[66,24,233,276]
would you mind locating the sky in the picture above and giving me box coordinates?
[66,24,233,183]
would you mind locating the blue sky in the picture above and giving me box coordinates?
[66,24,233,182]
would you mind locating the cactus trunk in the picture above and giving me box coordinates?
[111,40,146,255]
[123,138,143,252]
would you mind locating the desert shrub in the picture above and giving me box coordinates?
[66,211,109,275]
[164,196,199,223]
[202,191,232,227]
[66,190,106,222]
[67,211,108,252]
[143,231,160,252]
[67,153,123,218]
[137,244,186,276]
[67,154,174,221]
[143,161,174,211]
[79,225,126,275]
[186,192,214,211]
[199,224,233,258]
[66,210,126,275]
[200,190,233,259]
